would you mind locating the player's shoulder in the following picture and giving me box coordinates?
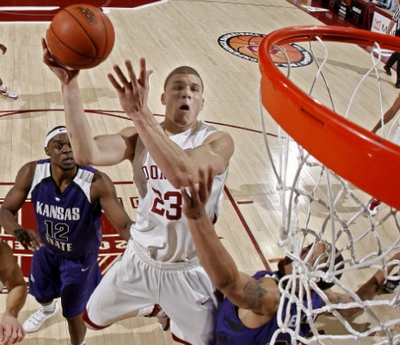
[91,169,111,182]
[90,170,115,193]
[85,170,115,203]
[202,129,235,154]
[198,121,232,140]
[17,160,40,177]
[24,159,42,168]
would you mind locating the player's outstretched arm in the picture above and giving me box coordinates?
[181,168,279,319]
[42,38,136,167]
[0,241,27,345]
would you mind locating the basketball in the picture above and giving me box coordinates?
[45,4,115,69]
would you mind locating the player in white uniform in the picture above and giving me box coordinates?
[42,38,235,345]
[130,121,227,262]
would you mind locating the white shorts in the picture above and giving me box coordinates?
[86,238,218,345]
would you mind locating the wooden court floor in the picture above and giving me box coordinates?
[0,0,400,344]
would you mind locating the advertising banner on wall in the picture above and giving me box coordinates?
[371,9,396,34]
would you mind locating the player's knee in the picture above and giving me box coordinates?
[82,309,110,330]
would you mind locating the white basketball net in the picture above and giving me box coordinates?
[260,35,400,344]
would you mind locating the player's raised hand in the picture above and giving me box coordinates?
[181,167,214,220]
[107,58,153,117]
[41,38,79,84]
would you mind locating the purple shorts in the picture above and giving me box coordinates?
[28,246,102,318]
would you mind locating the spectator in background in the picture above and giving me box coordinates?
[383,1,400,88]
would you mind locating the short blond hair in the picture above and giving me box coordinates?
[163,66,204,92]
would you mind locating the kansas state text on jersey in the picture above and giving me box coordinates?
[35,203,80,220]
[30,159,102,258]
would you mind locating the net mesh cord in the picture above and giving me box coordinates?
[259,30,400,345]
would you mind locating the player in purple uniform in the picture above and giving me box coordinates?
[0,239,27,345]
[181,167,400,345]
[0,126,133,345]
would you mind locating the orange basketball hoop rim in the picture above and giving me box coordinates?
[258,25,400,211]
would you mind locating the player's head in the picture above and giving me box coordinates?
[45,126,68,147]
[161,66,205,129]
[44,126,76,171]
[163,66,204,92]
[277,242,344,291]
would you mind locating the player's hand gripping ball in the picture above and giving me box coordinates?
[46,4,115,69]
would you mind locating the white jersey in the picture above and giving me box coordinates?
[131,120,228,262]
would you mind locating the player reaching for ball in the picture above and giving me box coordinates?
[42,37,235,345]
[0,126,133,345]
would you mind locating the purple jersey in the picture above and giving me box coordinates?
[30,159,102,259]
[215,270,323,345]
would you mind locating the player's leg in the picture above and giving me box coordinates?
[138,303,170,331]
[385,51,397,72]
[160,263,219,345]
[66,315,86,345]
[84,241,157,329]
[23,298,59,332]
[60,252,102,345]
[23,250,60,332]
[0,76,18,99]
[0,72,18,99]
